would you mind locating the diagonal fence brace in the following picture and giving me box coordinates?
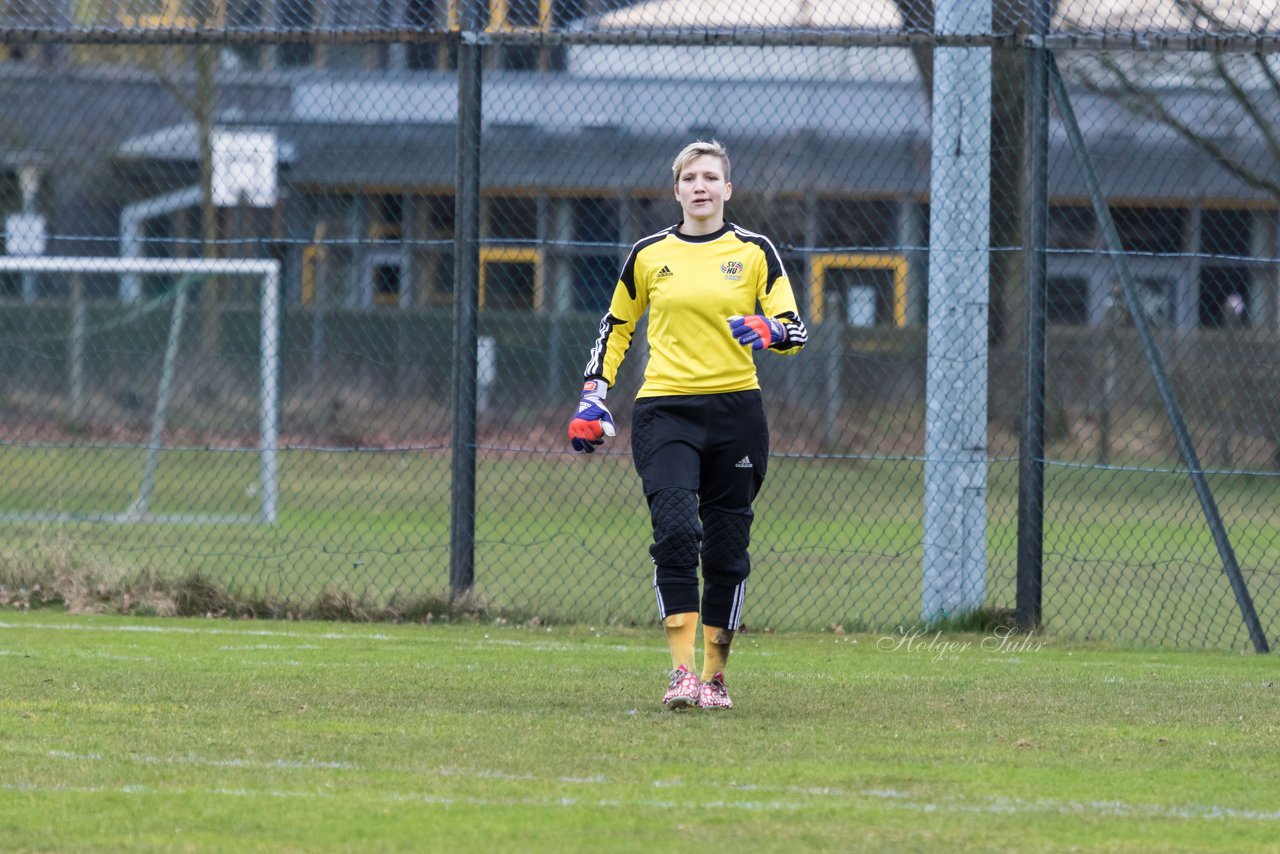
[1047,52,1269,653]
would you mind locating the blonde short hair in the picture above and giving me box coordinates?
[671,139,730,184]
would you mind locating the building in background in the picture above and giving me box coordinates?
[0,0,1276,331]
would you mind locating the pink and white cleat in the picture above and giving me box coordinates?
[663,664,701,710]
[699,672,733,709]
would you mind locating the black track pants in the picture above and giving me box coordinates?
[631,390,768,630]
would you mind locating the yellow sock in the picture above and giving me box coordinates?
[701,625,734,681]
[663,613,697,671]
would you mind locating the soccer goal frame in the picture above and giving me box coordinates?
[0,255,281,525]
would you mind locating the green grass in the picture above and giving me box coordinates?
[0,447,1277,645]
[1,612,1278,852]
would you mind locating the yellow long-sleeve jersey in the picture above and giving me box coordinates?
[584,222,808,398]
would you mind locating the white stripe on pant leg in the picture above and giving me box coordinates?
[652,560,667,619]
[728,581,746,630]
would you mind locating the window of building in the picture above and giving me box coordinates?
[809,254,907,327]
[405,41,438,70]
[572,197,618,245]
[1201,208,1252,259]
[1199,266,1250,327]
[505,0,543,27]
[1046,276,1089,325]
[828,267,895,327]
[482,257,538,310]
[416,194,455,304]
[371,260,402,305]
[326,0,389,69]
[222,0,264,68]
[426,252,455,301]
[487,196,538,241]
[368,193,403,241]
[818,198,897,250]
[553,0,599,26]
[569,196,618,312]
[424,194,454,235]
[405,0,445,70]
[498,45,541,70]
[572,255,615,312]
[0,170,18,211]
[631,196,674,237]
[1048,205,1096,249]
[726,193,805,249]
[1110,206,1185,255]
[0,164,21,292]
[278,0,316,68]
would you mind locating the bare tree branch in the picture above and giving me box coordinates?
[1078,54,1280,199]
[144,48,200,116]
[1177,0,1226,30]
[1253,52,1280,103]
[1210,53,1280,173]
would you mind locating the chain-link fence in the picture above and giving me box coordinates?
[1,1,1277,649]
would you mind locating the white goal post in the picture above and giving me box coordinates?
[0,255,281,525]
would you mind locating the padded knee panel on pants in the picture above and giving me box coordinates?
[700,510,752,586]
[648,488,702,568]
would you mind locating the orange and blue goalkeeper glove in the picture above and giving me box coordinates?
[568,379,616,453]
[728,314,787,350]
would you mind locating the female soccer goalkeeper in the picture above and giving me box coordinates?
[568,140,807,710]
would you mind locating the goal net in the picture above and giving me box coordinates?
[0,256,280,524]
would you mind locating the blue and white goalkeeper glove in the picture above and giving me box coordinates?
[568,379,616,453]
[728,315,788,350]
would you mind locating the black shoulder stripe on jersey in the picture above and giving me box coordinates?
[731,225,787,295]
[584,312,629,379]
[619,228,674,301]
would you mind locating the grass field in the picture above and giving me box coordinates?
[1,611,1278,852]
[1,445,1277,646]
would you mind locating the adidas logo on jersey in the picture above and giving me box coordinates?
[734,456,753,469]
[655,265,674,278]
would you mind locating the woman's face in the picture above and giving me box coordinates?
[674,154,732,229]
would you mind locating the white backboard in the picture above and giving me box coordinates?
[846,285,877,327]
[5,213,47,256]
[212,130,279,208]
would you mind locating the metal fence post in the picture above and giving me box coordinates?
[924,0,992,621]
[450,3,483,601]
[1016,0,1052,632]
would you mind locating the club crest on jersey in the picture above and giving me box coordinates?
[721,260,743,281]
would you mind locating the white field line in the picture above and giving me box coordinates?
[0,621,679,654]
[0,621,394,642]
[44,750,603,784]
[31,752,1280,822]
[470,638,721,655]
[5,776,1279,822]
[48,750,357,771]
[75,651,155,661]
